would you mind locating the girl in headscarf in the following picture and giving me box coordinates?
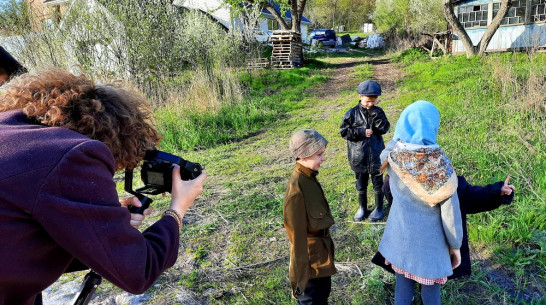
[377,100,463,305]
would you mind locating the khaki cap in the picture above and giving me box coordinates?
[289,129,328,159]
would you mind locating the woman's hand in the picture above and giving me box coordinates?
[169,165,207,218]
[120,196,153,229]
[449,248,461,269]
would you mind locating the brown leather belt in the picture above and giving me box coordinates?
[307,229,329,237]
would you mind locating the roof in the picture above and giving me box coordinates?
[451,0,475,4]
[43,0,71,5]
[261,3,312,24]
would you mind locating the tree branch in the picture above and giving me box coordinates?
[263,2,290,30]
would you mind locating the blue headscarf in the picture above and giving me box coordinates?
[393,100,440,145]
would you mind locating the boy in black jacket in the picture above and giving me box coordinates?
[372,175,515,279]
[340,80,390,221]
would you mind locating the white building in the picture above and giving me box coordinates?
[174,0,313,43]
[451,0,546,53]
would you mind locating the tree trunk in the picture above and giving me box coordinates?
[443,0,511,57]
[291,0,299,32]
[477,0,511,55]
[292,0,306,33]
[291,0,306,63]
[443,0,477,56]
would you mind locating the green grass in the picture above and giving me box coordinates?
[337,30,371,38]
[102,51,545,304]
[383,50,546,304]
[155,65,329,152]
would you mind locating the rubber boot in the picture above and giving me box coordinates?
[353,193,369,221]
[368,193,384,221]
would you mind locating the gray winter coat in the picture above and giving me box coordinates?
[378,140,463,279]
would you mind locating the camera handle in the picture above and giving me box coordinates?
[71,170,152,305]
[124,169,154,214]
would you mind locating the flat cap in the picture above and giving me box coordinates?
[289,129,328,159]
[357,80,381,96]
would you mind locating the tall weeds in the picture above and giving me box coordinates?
[1,0,275,151]
[484,52,546,206]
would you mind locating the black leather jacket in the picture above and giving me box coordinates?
[340,103,390,173]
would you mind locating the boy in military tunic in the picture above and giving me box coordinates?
[283,129,336,305]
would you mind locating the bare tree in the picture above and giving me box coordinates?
[443,0,511,57]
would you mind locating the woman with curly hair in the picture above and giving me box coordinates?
[0,69,206,305]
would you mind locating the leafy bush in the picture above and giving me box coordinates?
[372,0,445,35]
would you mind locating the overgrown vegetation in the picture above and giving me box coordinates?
[116,51,545,304]
[0,0,256,135]
[156,65,328,151]
[305,0,375,30]
[372,0,445,36]
[3,0,544,303]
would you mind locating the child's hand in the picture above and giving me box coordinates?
[449,249,461,269]
[365,129,372,137]
[501,175,516,196]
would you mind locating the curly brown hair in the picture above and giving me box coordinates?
[0,69,160,171]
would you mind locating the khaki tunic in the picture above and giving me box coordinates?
[283,163,336,298]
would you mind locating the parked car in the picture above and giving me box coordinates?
[309,29,336,47]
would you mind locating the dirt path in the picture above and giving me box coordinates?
[314,59,364,99]
[314,57,404,100]
[368,58,403,94]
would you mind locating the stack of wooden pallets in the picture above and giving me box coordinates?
[246,58,270,69]
[270,30,302,70]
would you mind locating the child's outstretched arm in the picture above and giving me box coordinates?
[457,175,515,215]
[379,140,397,172]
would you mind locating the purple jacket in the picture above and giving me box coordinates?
[0,110,180,305]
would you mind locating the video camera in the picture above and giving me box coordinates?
[73,149,202,305]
